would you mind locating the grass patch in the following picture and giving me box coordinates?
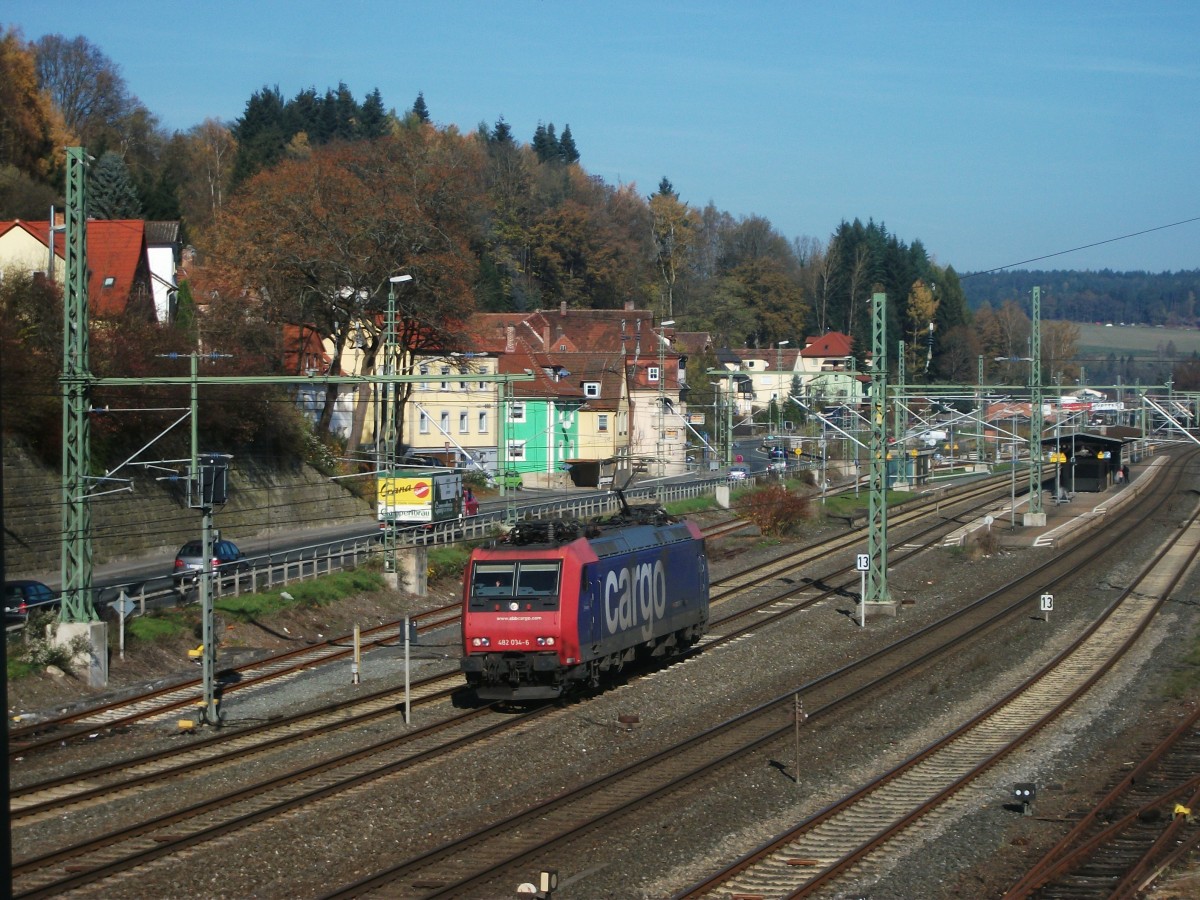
[6,655,39,680]
[665,495,718,516]
[215,568,386,622]
[128,609,196,643]
[821,490,914,518]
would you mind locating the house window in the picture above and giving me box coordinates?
[103,276,116,287]
[459,411,469,433]
[440,411,451,433]
[419,411,429,433]
[584,382,600,399]
[597,414,609,433]
[419,364,429,390]
[507,440,526,461]
[509,402,525,422]
[440,366,450,390]
[648,366,660,383]
[478,410,488,433]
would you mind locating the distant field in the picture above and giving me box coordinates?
[1075,322,1200,358]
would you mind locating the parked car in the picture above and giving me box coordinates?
[4,580,58,624]
[728,465,750,482]
[489,469,523,490]
[172,539,249,587]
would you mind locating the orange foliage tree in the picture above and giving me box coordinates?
[207,129,486,438]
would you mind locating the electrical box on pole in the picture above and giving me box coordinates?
[197,453,232,507]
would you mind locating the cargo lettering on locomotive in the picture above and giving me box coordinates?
[604,558,667,640]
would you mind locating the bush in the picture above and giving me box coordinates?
[7,612,93,678]
[428,545,472,583]
[739,484,812,536]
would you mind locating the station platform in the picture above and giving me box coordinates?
[942,456,1166,549]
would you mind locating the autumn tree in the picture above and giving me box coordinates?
[209,130,485,440]
[647,178,698,320]
[34,33,135,147]
[905,279,939,379]
[0,27,67,181]
[1041,319,1081,384]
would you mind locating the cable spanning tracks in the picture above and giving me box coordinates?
[682,461,1200,899]
[7,481,1004,758]
[1005,704,1200,899]
[312,460,1188,897]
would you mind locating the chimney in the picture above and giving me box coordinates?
[560,301,567,317]
[624,299,634,311]
[543,326,550,347]
[505,324,515,353]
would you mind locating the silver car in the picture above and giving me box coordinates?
[172,539,249,587]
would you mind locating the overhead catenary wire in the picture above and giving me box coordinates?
[965,215,1200,277]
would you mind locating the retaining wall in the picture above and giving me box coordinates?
[2,440,372,577]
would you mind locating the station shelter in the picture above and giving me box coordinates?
[1040,432,1128,494]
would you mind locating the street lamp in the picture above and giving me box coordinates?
[381,274,412,577]
[656,320,675,489]
[776,340,790,434]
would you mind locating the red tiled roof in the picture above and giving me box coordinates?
[282,323,344,376]
[2,218,151,317]
[802,332,854,357]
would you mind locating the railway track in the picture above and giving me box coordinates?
[307,456,1191,897]
[683,465,1200,898]
[7,485,994,834]
[1005,703,1200,899]
[8,479,1005,758]
[6,479,1024,895]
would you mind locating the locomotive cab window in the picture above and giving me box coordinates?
[516,562,559,597]
[469,562,560,611]
[472,564,516,597]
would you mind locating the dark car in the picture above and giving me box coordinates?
[4,580,58,623]
[172,539,249,587]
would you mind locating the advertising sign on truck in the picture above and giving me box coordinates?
[378,469,463,527]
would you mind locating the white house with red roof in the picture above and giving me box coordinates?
[0,218,155,320]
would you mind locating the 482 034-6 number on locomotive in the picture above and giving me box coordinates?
[460,505,709,701]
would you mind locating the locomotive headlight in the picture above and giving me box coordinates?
[508,602,519,611]
[536,636,556,647]
[471,637,490,648]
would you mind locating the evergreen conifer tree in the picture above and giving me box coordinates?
[412,91,430,123]
[231,85,290,186]
[532,122,561,162]
[491,115,514,145]
[360,87,388,138]
[88,151,142,219]
[559,124,580,162]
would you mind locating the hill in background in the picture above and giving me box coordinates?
[962,269,1200,327]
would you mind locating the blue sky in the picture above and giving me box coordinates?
[7,1,1199,273]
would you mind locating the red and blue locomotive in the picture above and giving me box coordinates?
[460,503,709,700]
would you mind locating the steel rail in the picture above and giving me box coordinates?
[316,455,1190,898]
